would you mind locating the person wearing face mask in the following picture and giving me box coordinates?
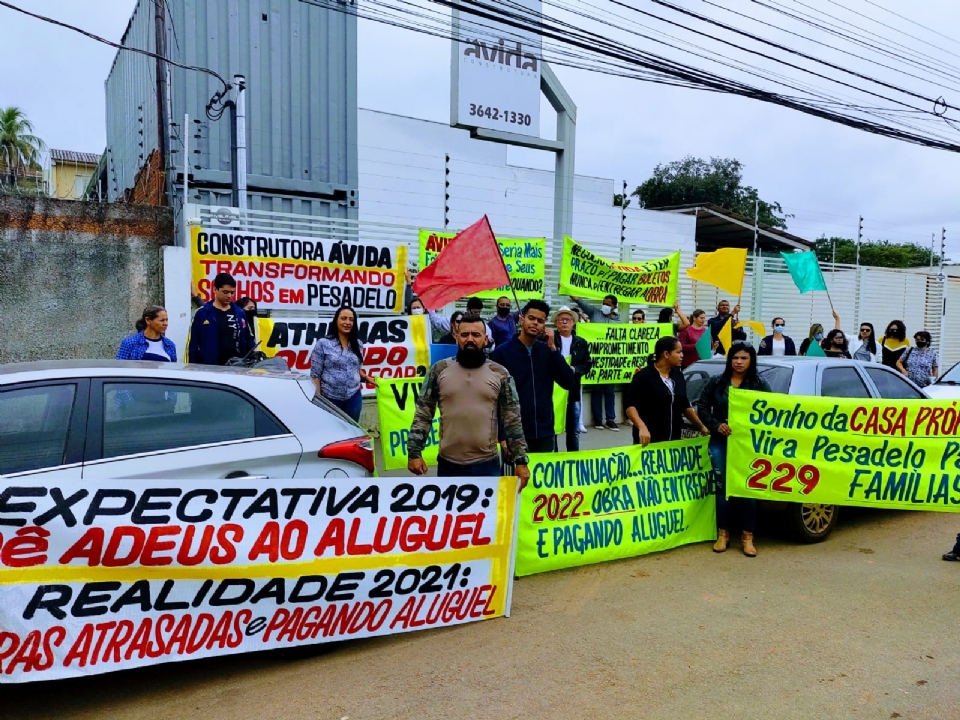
[798,324,824,356]
[407,314,530,484]
[897,331,938,387]
[237,297,259,344]
[488,296,521,348]
[570,294,620,430]
[880,320,911,368]
[758,317,797,356]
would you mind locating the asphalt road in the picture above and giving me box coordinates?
[8,426,960,720]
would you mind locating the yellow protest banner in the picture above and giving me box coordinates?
[553,384,568,436]
[727,390,960,511]
[419,229,545,299]
[376,377,439,470]
[191,226,406,312]
[576,323,672,384]
[558,236,679,305]
[517,438,716,576]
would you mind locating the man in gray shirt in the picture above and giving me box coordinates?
[407,314,530,485]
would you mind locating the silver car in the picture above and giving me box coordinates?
[684,357,928,542]
[0,361,374,480]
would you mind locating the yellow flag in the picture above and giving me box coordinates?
[685,248,748,297]
[735,320,766,337]
[718,316,733,356]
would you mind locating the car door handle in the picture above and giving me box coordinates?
[224,472,270,480]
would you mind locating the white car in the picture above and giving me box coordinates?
[0,361,373,480]
[924,361,960,399]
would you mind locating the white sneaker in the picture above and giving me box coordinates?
[594,423,605,430]
[578,425,588,433]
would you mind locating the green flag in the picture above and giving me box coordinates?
[805,340,826,357]
[695,329,713,361]
[780,251,827,294]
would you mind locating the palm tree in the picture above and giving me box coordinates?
[0,107,45,184]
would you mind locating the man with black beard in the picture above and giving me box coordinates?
[407,314,530,484]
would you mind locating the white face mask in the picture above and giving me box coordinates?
[411,308,424,315]
[601,305,613,316]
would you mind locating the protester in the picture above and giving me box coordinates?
[407,314,530,483]
[850,322,880,362]
[822,329,852,358]
[491,300,576,453]
[678,310,710,368]
[631,309,646,324]
[758,317,797,356]
[897,331,939,387]
[707,300,746,354]
[880,320,911,368]
[237,296,259,343]
[798,324,824,356]
[659,303,690,335]
[554,306,593,452]
[117,306,178,362]
[571,294,619,430]
[625,336,709,447]
[488,296,521,348]
[437,311,464,345]
[188,272,254,365]
[309,307,374,422]
[697,342,771,557]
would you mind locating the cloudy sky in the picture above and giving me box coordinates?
[2,0,959,255]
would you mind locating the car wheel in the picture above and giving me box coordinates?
[789,503,839,543]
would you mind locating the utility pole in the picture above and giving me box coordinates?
[234,75,247,211]
[856,216,863,267]
[752,198,759,257]
[620,180,627,244]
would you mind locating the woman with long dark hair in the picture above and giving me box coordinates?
[880,320,910,368]
[309,307,373,421]
[437,311,465,345]
[625,336,709,447]
[821,329,851,359]
[116,306,178,362]
[697,342,772,557]
[850,322,879,362]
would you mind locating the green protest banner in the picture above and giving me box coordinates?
[376,377,439,471]
[576,323,672,384]
[516,438,716,576]
[727,389,960,512]
[559,236,680,304]
[419,229,546,299]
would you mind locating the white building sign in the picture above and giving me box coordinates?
[452,0,542,137]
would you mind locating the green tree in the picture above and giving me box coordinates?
[0,107,44,182]
[814,236,940,268]
[631,156,789,229]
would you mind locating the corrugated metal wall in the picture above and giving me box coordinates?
[105,0,358,222]
[104,0,159,201]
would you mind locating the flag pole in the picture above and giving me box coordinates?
[486,215,522,311]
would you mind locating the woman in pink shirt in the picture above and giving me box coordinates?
[678,309,710,368]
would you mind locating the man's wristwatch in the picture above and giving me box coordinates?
[514,455,529,466]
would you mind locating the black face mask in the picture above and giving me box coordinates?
[457,345,487,369]
[496,306,511,317]
[917,341,929,348]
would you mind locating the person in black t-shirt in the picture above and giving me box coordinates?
[188,272,254,365]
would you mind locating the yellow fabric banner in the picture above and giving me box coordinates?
[558,236,679,305]
[727,389,960,511]
[516,438,716,576]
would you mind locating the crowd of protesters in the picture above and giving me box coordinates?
[115,274,945,558]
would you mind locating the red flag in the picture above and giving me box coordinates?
[413,216,509,309]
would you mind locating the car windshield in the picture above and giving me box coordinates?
[938,362,960,385]
[684,363,794,404]
[310,392,363,427]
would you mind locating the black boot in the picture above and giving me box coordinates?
[942,534,960,561]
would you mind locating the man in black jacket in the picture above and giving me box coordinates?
[553,306,593,451]
[491,300,576,454]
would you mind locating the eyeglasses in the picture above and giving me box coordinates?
[557,316,573,323]
[860,328,870,333]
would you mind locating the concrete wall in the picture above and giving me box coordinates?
[0,195,174,363]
